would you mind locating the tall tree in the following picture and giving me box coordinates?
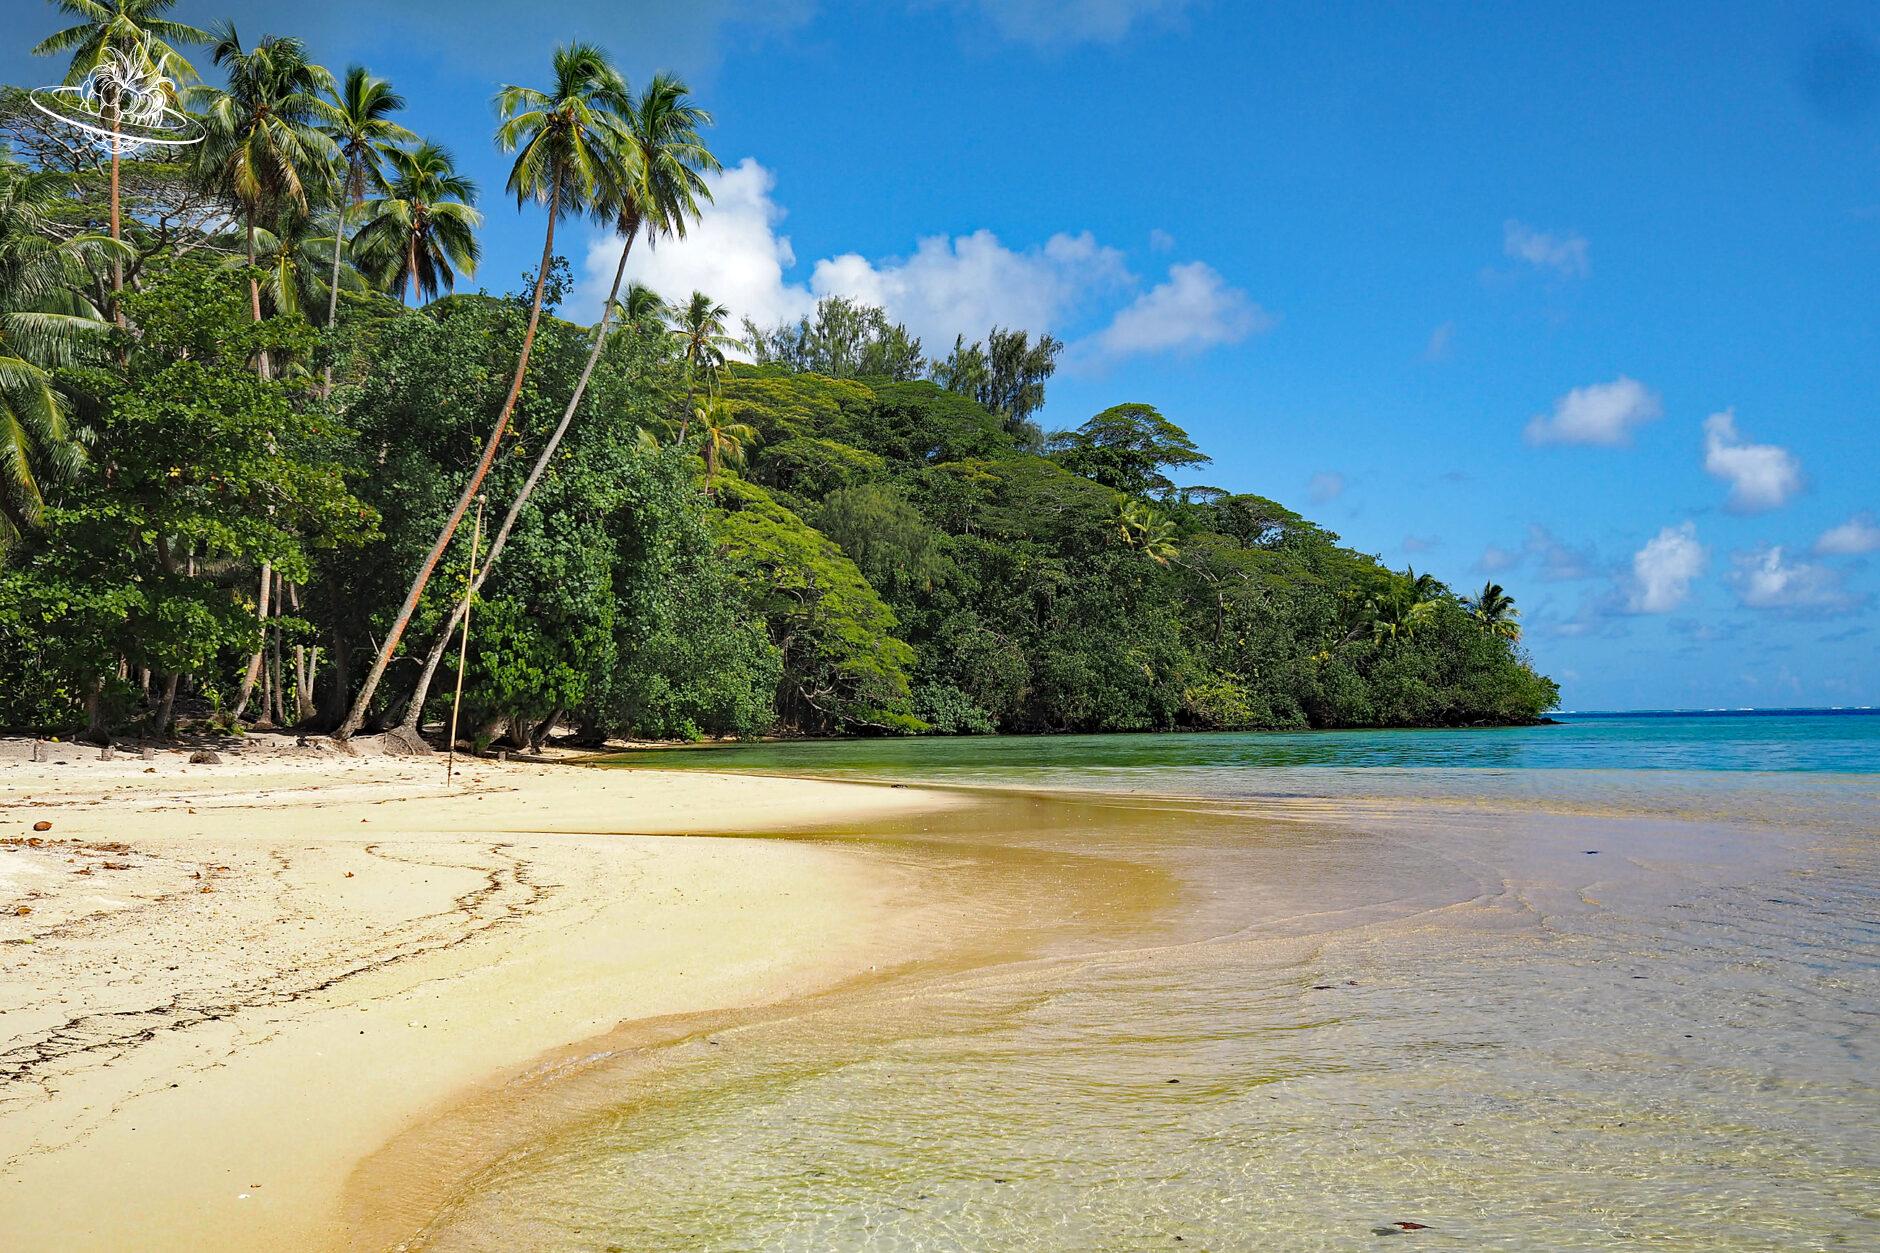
[193,25,334,352]
[0,160,107,548]
[1047,402,1211,497]
[351,141,481,304]
[933,326,1061,443]
[31,0,208,309]
[394,74,715,738]
[672,289,732,441]
[317,66,412,385]
[337,42,627,740]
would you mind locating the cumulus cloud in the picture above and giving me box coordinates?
[1503,220,1590,278]
[1525,377,1662,446]
[1306,472,1345,505]
[1081,261,1271,362]
[1731,546,1859,613]
[942,0,1195,46]
[583,157,1257,366]
[1815,512,1880,555]
[814,229,1130,350]
[1702,410,1803,512]
[1627,522,1706,613]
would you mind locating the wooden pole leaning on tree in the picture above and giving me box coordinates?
[446,495,486,787]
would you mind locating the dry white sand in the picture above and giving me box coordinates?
[0,736,964,1251]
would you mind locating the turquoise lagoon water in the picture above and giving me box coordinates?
[411,713,1880,1251]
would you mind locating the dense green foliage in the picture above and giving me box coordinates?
[0,10,1555,744]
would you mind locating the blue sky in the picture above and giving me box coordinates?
[8,0,1877,710]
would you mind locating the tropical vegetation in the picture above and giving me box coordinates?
[0,5,1557,745]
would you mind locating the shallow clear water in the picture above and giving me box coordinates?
[409,715,1880,1250]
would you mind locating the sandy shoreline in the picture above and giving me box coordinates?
[0,737,969,1251]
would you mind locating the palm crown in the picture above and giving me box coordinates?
[353,142,482,304]
[494,42,631,221]
[194,26,336,218]
[33,0,209,85]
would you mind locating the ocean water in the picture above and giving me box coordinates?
[402,713,1879,1250]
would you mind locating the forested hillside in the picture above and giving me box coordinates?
[0,26,1554,746]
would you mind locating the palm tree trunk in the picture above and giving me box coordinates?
[108,113,123,321]
[323,193,350,395]
[336,180,565,740]
[245,214,272,380]
[231,562,272,721]
[397,231,638,734]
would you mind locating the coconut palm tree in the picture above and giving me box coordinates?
[672,290,733,441]
[695,396,755,493]
[615,281,668,334]
[350,142,481,304]
[225,204,357,324]
[317,65,413,387]
[337,42,628,741]
[193,25,335,346]
[390,77,715,738]
[0,160,109,547]
[1466,581,1522,640]
[32,1,209,307]
[1116,498,1178,565]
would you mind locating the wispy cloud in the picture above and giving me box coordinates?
[1503,220,1590,278]
[1475,524,1600,581]
[1731,545,1861,614]
[1525,377,1662,447]
[1814,512,1880,556]
[1702,410,1803,512]
[939,0,1196,47]
[1306,472,1345,505]
[1422,321,1454,362]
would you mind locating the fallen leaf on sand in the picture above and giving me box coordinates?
[32,821,52,832]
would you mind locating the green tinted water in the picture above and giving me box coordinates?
[407,716,1880,1250]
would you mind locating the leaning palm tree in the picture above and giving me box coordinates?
[672,289,733,440]
[0,161,109,547]
[350,142,482,304]
[316,65,412,386]
[391,76,715,739]
[1466,581,1522,640]
[32,1,209,306]
[338,42,628,741]
[192,25,335,344]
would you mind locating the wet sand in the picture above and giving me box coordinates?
[0,739,968,1252]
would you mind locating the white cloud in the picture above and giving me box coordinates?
[1702,409,1802,512]
[588,158,813,335]
[945,0,1194,46]
[586,158,1260,364]
[1148,228,1175,252]
[1081,261,1271,362]
[1627,522,1706,613]
[1525,377,1662,446]
[1503,220,1590,278]
[813,229,1130,351]
[1307,472,1345,505]
[1731,546,1858,613]
[1815,512,1880,555]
